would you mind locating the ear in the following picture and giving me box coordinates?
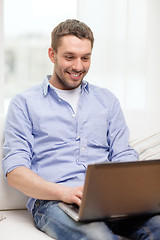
[48,47,55,63]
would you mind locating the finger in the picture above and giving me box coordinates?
[73,196,82,206]
[76,190,83,199]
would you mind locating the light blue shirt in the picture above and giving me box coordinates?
[2,75,138,212]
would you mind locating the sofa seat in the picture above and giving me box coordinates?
[0,210,52,240]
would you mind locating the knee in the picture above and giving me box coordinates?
[80,221,119,240]
[146,215,160,229]
[134,215,160,239]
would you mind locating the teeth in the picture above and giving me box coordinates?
[71,73,80,77]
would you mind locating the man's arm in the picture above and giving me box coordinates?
[7,166,83,206]
[107,98,138,162]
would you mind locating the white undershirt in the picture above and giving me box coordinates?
[50,84,81,115]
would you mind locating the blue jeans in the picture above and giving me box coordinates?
[32,200,160,240]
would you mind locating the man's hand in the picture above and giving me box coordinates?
[59,185,84,206]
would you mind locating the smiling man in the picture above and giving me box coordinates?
[49,35,91,90]
[2,19,160,240]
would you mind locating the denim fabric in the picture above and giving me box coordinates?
[32,200,160,240]
[108,214,160,239]
[32,200,121,240]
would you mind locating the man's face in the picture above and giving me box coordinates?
[49,35,92,90]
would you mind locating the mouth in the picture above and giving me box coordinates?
[67,72,83,80]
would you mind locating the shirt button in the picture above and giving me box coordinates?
[59,99,62,102]
[81,147,85,151]
[72,113,76,118]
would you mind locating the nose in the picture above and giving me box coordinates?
[72,58,83,72]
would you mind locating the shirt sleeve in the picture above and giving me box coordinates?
[2,94,34,176]
[107,98,138,162]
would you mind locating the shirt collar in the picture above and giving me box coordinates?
[81,80,89,93]
[42,75,89,96]
[42,75,51,96]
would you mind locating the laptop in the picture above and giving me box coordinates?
[58,160,160,222]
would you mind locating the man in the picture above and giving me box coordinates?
[2,19,160,240]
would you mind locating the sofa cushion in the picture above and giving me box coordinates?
[0,210,52,239]
[130,132,160,160]
[0,114,28,210]
[124,109,160,141]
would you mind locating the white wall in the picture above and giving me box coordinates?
[77,0,160,111]
[0,0,4,114]
[1,0,160,113]
[146,0,160,109]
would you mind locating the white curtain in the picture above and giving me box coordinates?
[77,0,160,111]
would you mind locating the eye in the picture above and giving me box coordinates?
[65,56,74,61]
[82,56,90,62]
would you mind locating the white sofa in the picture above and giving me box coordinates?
[1,110,160,239]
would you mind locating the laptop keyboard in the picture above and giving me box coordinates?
[68,204,79,214]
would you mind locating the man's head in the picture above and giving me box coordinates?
[49,19,94,90]
[51,19,94,53]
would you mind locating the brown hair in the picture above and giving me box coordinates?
[51,19,94,52]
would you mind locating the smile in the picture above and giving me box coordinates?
[71,73,81,77]
[67,72,82,80]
